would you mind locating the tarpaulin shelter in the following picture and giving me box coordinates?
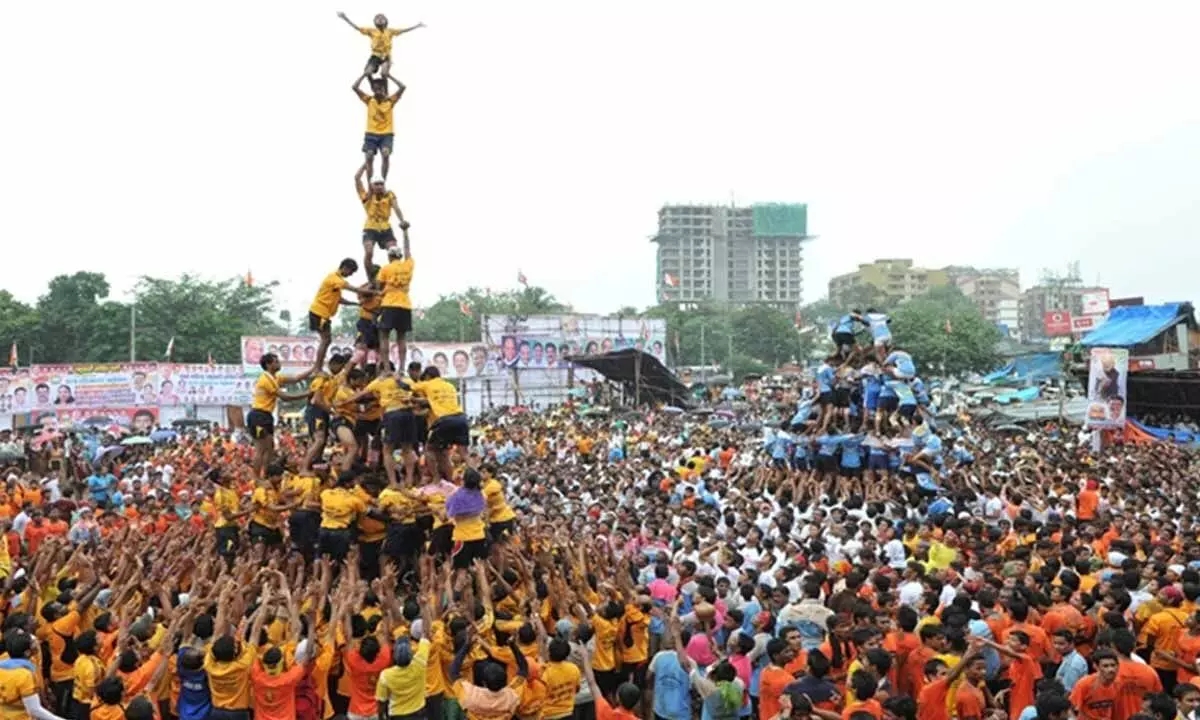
[568,349,692,407]
[982,353,1062,386]
[1081,302,1194,347]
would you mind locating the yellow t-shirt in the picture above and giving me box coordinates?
[320,488,367,530]
[450,511,486,543]
[366,376,412,413]
[365,96,396,135]
[309,373,337,411]
[213,486,240,529]
[72,654,105,703]
[360,26,403,57]
[251,486,282,529]
[378,488,417,524]
[359,292,382,321]
[412,378,462,423]
[375,639,430,715]
[285,474,323,510]
[377,258,415,309]
[204,642,256,710]
[541,661,581,719]
[424,620,449,697]
[355,487,387,543]
[310,271,349,320]
[0,662,37,719]
[590,615,618,672]
[252,372,282,413]
[360,189,397,232]
[332,382,359,423]
[482,479,516,524]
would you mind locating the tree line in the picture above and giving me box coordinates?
[2,273,999,377]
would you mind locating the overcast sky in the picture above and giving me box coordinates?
[3,2,1198,322]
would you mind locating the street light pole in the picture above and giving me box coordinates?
[129,294,137,362]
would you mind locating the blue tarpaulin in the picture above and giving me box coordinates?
[983,353,1061,385]
[1129,419,1200,446]
[1081,303,1187,347]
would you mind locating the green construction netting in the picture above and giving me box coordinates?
[752,203,808,236]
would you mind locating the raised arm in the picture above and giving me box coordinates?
[387,74,407,103]
[394,22,425,35]
[336,12,360,32]
[355,164,368,198]
[352,73,370,101]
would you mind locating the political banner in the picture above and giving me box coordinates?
[14,407,161,432]
[483,314,669,369]
[240,336,493,380]
[1085,347,1128,429]
[0,364,250,413]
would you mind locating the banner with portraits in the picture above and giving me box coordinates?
[483,314,669,370]
[1085,347,1128,429]
[240,336,492,380]
[13,406,162,432]
[0,363,251,414]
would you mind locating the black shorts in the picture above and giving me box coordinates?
[428,524,453,557]
[839,465,862,478]
[834,388,852,407]
[594,670,622,699]
[367,54,390,72]
[384,521,421,559]
[868,454,889,471]
[832,331,856,348]
[428,414,469,450]
[318,528,354,561]
[378,307,413,333]
[363,227,397,249]
[899,404,917,419]
[451,537,489,569]
[356,317,380,350]
[304,405,330,436]
[622,662,648,688]
[413,414,427,444]
[881,395,900,413]
[246,409,275,440]
[489,519,515,542]
[383,410,420,447]
[215,525,240,557]
[248,521,283,546]
[818,391,834,406]
[355,418,381,443]
[816,455,838,474]
[330,416,354,436]
[289,510,320,554]
[308,312,331,333]
[363,132,394,154]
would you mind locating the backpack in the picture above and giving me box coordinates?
[294,665,322,720]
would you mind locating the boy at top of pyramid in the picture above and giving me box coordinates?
[337,11,424,78]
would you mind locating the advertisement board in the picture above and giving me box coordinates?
[13,407,161,432]
[0,364,251,413]
[1071,316,1098,334]
[1085,347,1128,429]
[1043,310,1073,337]
[482,314,669,368]
[240,336,492,380]
[1080,289,1111,316]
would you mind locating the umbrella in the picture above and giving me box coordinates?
[662,406,684,415]
[150,429,178,443]
[32,430,61,448]
[714,410,736,419]
[120,436,153,446]
[707,419,732,429]
[171,419,209,428]
[581,408,609,417]
[96,445,124,464]
[81,416,115,428]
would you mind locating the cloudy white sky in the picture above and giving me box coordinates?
[3,2,1198,320]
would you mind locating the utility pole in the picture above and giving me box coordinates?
[699,324,706,382]
[129,294,137,362]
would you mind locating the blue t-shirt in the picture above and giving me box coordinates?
[911,377,930,406]
[834,314,858,335]
[176,651,213,720]
[889,381,916,406]
[87,474,115,504]
[861,373,882,399]
[864,312,891,341]
[816,365,835,393]
[651,651,692,720]
[840,434,864,468]
[816,434,842,457]
[885,351,916,378]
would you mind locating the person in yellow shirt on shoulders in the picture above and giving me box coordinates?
[309,258,374,342]
[284,468,326,562]
[352,72,407,181]
[319,471,370,563]
[336,11,424,79]
[349,366,418,487]
[355,165,408,255]
[411,367,468,483]
[482,471,517,543]
[376,241,415,383]
[249,336,329,477]
[302,352,349,474]
[248,464,294,548]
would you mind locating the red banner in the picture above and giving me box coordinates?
[1043,310,1073,337]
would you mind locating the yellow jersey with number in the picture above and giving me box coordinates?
[412,378,462,423]
[360,26,403,57]
[310,272,349,320]
[366,376,412,413]
[365,96,395,135]
[360,189,396,231]
[377,258,414,309]
[251,486,281,529]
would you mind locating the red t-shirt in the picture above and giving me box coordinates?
[343,647,392,717]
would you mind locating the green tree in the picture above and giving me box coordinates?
[644,302,804,377]
[412,286,570,343]
[890,286,999,375]
[0,292,39,364]
[34,272,120,363]
[731,305,804,368]
[131,274,287,363]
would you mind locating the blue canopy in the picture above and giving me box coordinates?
[1081,303,1188,347]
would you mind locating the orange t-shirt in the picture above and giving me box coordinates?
[1113,660,1162,720]
[1071,674,1118,720]
[1077,489,1099,520]
[842,699,884,720]
[250,661,307,720]
[916,677,951,720]
[758,666,793,720]
[343,647,392,717]
[1005,655,1043,720]
[955,683,986,720]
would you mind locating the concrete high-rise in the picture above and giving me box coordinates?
[652,203,811,311]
